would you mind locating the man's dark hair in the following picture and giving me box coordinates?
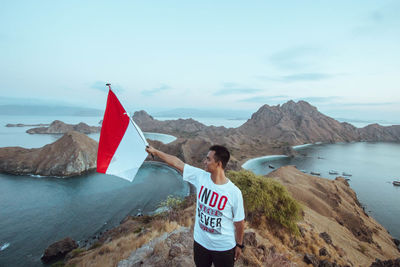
[209,145,230,169]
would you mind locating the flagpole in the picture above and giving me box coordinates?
[106,83,154,159]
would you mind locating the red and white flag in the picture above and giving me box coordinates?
[97,89,148,182]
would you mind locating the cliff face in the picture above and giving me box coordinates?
[26,120,101,134]
[0,131,98,177]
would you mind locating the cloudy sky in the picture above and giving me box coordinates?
[1,1,399,122]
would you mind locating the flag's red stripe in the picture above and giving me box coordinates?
[97,90,130,173]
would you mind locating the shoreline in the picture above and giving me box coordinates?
[241,142,323,169]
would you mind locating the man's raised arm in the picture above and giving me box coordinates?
[145,146,185,173]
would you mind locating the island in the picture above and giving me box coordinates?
[26,120,101,134]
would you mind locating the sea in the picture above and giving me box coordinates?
[243,142,400,241]
[0,115,399,266]
[0,115,187,267]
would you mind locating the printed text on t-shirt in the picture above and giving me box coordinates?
[197,185,228,234]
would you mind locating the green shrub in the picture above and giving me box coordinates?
[228,170,302,235]
[89,241,102,250]
[159,195,184,210]
[51,261,65,267]
[69,248,85,258]
[358,244,367,254]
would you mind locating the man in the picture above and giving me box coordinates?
[146,145,245,267]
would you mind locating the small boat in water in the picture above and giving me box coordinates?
[268,164,275,169]
[393,181,400,186]
[342,172,352,177]
[310,171,321,176]
[300,170,307,173]
[329,170,339,175]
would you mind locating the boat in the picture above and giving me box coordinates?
[300,170,307,173]
[310,171,321,176]
[329,170,339,175]
[342,172,352,177]
[393,181,400,186]
[268,164,275,169]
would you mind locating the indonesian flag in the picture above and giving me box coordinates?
[97,89,148,182]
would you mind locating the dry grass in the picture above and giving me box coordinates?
[67,219,182,267]
[264,251,296,267]
[66,196,196,267]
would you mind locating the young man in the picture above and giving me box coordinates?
[145,145,245,267]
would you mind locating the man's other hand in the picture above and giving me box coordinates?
[234,246,242,261]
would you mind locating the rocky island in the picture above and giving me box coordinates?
[0,131,97,177]
[6,123,50,127]
[26,120,101,134]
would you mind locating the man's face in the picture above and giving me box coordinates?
[204,150,220,173]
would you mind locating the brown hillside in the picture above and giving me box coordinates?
[0,131,98,177]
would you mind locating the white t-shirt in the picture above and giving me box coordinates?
[183,164,245,251]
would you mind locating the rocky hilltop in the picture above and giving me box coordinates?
[237,101,360,145]
[0,131,97,177]
[65,167,400,267]
[26,120,101,134]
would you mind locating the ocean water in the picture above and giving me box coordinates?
[0,162,189,267]
[0,115,186,267]
[243,142,400,240]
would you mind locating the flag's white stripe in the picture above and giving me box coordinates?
[129,117,149,147]
[106,121,148,182]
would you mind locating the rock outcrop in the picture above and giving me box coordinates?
[118,227,194,267]
[26,120,101,134]
[369,258,400,267]
[41,237,78,263]
[0,131,97,177]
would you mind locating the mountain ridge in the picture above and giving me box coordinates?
[134,100,400,170]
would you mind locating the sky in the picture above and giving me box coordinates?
[1,1,399,122]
